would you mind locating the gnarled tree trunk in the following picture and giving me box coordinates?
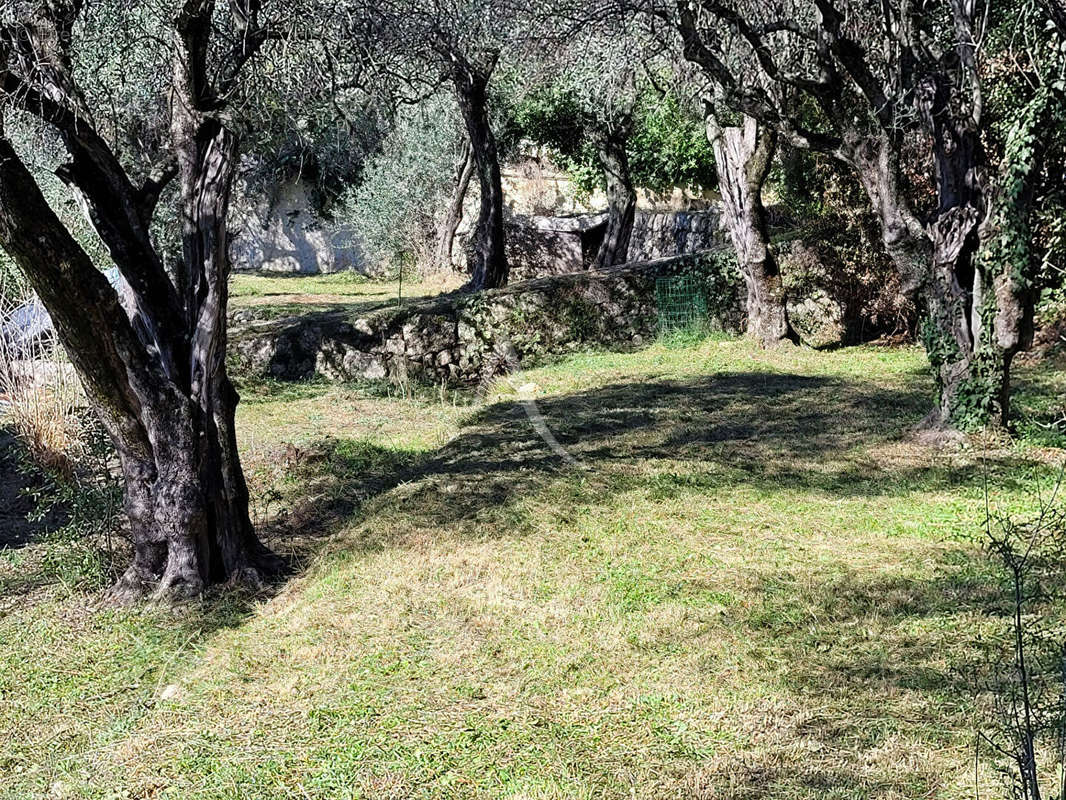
[593,126,636,269]
[453,60,508,291]
[839,94,1047,430]
[845,132,994,427]
[673,0,1046,431]
[838,131,995,426]
[0,0,279,602]
[437,138,475,270]
[708,114,797,347]
[921,88,1048,429]
[838,132,931,298]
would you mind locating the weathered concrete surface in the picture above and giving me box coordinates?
[229,179,364,275]
[504,213,607,281]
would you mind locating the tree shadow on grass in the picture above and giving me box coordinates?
[249,368,1047,796]
[675,560,1014,798]
[0,427,52,551]
[264,369,1046,555]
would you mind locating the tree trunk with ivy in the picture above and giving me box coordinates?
[708,114,797,347]
[674,0,1052,430]
[836,111,1045,430]
[0,0,280,602]
[921,90,1051,428]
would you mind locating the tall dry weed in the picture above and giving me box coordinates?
[0,276,85,478]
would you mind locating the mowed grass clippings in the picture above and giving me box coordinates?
[1,335,1064,799]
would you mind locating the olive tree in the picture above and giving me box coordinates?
[0,0,322,601]
[340,94,469,274]
[335,1,510,289]
[336,0,595,289]
[500,33,719,270]
[580,1,798,344]
[705,110,798,345]
[653,0,1065,427]
[498,35,643,268]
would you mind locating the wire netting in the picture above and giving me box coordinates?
[655,273,709,332]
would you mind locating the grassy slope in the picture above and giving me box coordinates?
[2,335,1065,799]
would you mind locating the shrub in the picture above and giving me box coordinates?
[337,96,466,277]
[974,481,1066,799]
[21,411,123,591]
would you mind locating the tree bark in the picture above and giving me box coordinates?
[593,127,637,269]
[843,133,996,427]
[436,138,475,271]
[0,1,279,602]
[673,0,1045,430]
[837,92,1048,430]
[836,132,931,298]
[708,114,798,347]
[453,61,508,291]
[922,89,1049,429]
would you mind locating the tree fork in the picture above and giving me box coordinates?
[0,1,281,602]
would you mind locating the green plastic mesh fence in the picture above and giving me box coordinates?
[655,273,709,332]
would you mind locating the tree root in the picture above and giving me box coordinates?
[150,571,205,603]
[911,408,967,447]
[105,565,159,606]
[105,544,286,606]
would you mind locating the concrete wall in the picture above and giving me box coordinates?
[504,213,607,281]
[229,179,364,275]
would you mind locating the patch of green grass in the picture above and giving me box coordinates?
[229,271,462,316]
[3,337,1065,799]
[230,271,374,298]
[1013,355,1066,448]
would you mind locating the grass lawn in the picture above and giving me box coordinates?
[228,271,463,320]
[2,335,1065,799]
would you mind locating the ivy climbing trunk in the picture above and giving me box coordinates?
[838,99,1048,429]
[674,0,1048,430]
[593,126,636,268]
[708,114,797,347]
[453,59,508,290]
[922,90,1050,428]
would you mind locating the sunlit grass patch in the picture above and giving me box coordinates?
[229,271,463,313]
[2,337,1064,799]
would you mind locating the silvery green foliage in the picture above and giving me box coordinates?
[71,3,172,179]
[337,95,466,275]
[4,116,115,269]
[0,250,26,303]
[5,0,370,260]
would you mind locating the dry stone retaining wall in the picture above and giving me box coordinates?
[626,209,725,262]
[231,251,736,386]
